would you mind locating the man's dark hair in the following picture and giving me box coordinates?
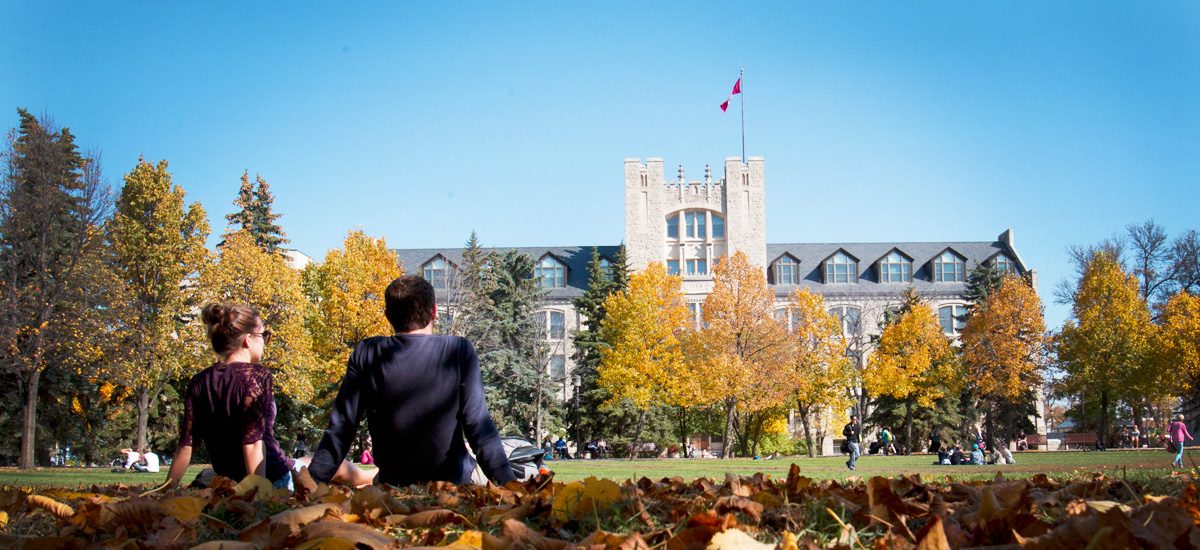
[385,275,436,332]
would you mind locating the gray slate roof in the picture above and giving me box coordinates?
[393,236,1024,302]
[766,240,1024,298]
[393,245,623,302]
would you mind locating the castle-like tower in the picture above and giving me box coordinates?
[623,156,766,297]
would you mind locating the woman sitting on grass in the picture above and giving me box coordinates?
[164,303,374,489]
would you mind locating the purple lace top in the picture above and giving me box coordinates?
[178,362,294,482]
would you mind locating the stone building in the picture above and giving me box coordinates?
[393,156,1043,450]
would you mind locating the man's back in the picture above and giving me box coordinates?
[308,334,514,486]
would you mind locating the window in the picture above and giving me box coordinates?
[828,306,862,337]
[422,256,452,289]
[536,310,566,339]
[666,215,679,238]
[934,251,965,282]
[685,211,706,239]
[938,305,968,334]
[686,258,707,275]
[599,257,612,271]
[775,307,802,332]
[535,256,566,288]
[688,302,705,328]
[825,252,857,284]
[712,215,725,238]
[666,260,680,276]
[878,251,911,283]
[549,355,566,380]
[774,256,799,285]
[992,254,1015,274]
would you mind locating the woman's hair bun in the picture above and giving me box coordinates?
[201,303,226,329]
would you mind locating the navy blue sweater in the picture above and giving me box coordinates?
[308,334,514,486]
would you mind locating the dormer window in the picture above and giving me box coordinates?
[825,251,858,284]
[992,253,1016,274]
[535,256,567,288]
[878,250,912,283]
[773,256,800,285]
[934,251,966,282]
[422,256,453,289]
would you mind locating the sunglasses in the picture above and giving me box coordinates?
[249,329,273,346]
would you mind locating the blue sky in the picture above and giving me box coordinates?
[3,1,1197,328]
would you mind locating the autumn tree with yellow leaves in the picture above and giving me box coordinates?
[700,251,792,458]
[960,275,1047,449]
[598,262,690,460]
[106,158,210,450]
[864,289,962,453]
[308,230,403,379]
[782,289,856,457]
[1156,291,1200,406]
[198,231,321,401]
[1056,251,1158,445]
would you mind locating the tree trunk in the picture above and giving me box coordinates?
[903,399,914,456]
[676,406,689,456]
[750,413,764,457]
[20,369,41,469]
[797,402,815,458]
[983,399,995,452]
[721,398,736,459]
[534,368,543,444]
[1099,390,1109,449]
[136,388,151,450]
[629,408,646,461]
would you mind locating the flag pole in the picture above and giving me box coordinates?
[739,68,746,164]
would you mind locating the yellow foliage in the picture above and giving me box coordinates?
[551,477,622,521]
[1157,291,1200,384]
[598,262,690,410]
[781,289,856,418]
[1056,252,1158,402]
[960,276,1047,401]
[699,251,793,413]
[310,230,403,381]
[864,302,960,408]
[198,231,320,400]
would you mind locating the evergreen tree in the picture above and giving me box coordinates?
[224,172,255,237]
[570,247,641,449]
[963,263,1004,315]
[0,109,111,468]
[250,175,288,253]
[223,171,288,253]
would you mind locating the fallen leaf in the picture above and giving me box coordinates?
[160,496,207,525]
[27,494,75,519]
[232,475,274,502]
[707,528,772,550]
[552,477,621,521]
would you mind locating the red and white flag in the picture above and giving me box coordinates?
[719,78,741,112]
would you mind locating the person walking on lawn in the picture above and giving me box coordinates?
[1170,414,1194,469]
[843,415,862,470]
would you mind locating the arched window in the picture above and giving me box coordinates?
[537,310,566,339]
[992,254,1015,274]
[934,251,966,282]
[879,251,911,283]
[685,211,706,238]
[535,256,566,288]
[828,306,862,337]
[422,256,452,289]
[774,256,799,285]
[938,305,968,334]
[825,252,858,284]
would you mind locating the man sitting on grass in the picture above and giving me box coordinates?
[308,275,515,487]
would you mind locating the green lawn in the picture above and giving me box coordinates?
[0,449,1194,488]
[546,449,1200,484]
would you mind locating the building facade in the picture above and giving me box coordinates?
[393,156,1043,449]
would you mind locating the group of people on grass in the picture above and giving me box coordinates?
[161,275,516,491]
[116,446,161,473]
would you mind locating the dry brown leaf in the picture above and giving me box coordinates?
[160,496,207,525]
[500,517,571,550]
[27,494,75,519]
[299,518,399,549]
[397,509,470,528]
[232,475,274,502]
[714,496,763,523]
[913,517,950,550]
[189,541,259,550]
[707,529,772,550]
